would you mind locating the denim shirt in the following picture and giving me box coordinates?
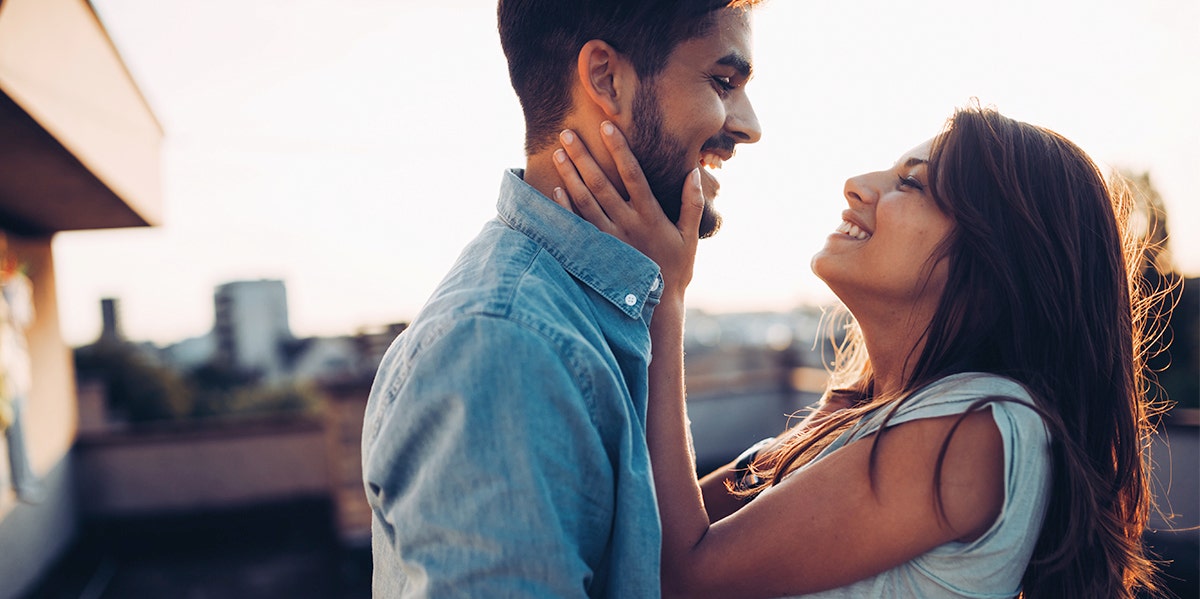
[363,169,664,598]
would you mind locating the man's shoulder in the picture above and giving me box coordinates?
[381,245,590,383]
[420,223,597,329]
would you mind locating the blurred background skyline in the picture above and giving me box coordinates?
[54,0,1200,347]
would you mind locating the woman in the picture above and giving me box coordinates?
[550,105,1161,598]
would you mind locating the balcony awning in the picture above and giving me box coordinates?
[0,0,163,234]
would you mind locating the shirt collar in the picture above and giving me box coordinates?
[497,169,663,319]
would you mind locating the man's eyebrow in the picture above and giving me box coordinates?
[716,53,753,78]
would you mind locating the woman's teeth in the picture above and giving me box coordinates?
[836,220,871,240]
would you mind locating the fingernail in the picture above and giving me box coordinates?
[553,187,566,202]
[554,149,567,164]
[560,130,575,144]
[692,168,702,186]
[601,121,615,136]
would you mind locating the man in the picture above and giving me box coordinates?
[362,1,762,596]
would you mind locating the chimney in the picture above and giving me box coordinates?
[99,298,122,342]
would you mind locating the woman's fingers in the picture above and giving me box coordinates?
[558,129,632,227]
[553,122,698,297]
[677,168,704,242]
[597,121,662,219]
[552,144,615,234]
[596,121,700,245]
[550,186,574,213]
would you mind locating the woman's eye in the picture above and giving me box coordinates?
[897,175,925,192]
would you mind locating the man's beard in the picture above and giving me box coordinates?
[627,83,723,239]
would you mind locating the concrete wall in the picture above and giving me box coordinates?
[0,455,76,599]
[0,236,76,515]
[0,235,80,599]
[75,418,330,516]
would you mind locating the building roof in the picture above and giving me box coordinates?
[0,0,163,233]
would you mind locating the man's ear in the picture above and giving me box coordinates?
[576,39,636,119]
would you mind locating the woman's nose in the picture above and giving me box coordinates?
[844,174,878,205]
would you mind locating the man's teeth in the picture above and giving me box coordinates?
[700,152,724,169]
[836,220,871,240]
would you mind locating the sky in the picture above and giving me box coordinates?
[53,0,1200,347]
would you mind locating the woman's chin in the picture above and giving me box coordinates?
[810,256,854,305]
[810,250,836,282]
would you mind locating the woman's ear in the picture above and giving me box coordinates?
[576,39,636,119]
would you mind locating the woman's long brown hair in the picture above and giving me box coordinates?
[741,105,1165,597]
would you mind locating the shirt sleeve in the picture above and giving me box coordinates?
[362,315,612,598]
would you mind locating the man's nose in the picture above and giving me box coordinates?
[726,94,762,144]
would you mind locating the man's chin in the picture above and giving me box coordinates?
[699,165,721,199]
[697,168,722,239]
[654,181,721,238]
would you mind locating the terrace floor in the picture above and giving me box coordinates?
[22,499,370,599]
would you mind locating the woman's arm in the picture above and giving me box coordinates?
[699,397,861,522]
[552,124,716,593]
[699,460,748,523]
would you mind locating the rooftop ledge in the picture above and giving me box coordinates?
[0,0,163,234]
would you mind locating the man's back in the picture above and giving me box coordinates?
[362,170,664,597]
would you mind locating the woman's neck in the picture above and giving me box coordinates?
[854,301,937,400]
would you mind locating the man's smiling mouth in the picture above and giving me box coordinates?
[700,134,737,170]
[700,150,728,169]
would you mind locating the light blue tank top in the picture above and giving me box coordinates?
[785,372,1052,599]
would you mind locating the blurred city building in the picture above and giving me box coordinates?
[213,280,293,382]
[152,280,387,386]
[0,0,164,596]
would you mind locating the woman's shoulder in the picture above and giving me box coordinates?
[842,372,1047,448]
[908,374,1055,589]
[889,372,1039,423]
[915,371,1032,401]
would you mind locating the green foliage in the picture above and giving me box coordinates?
[229,382,324,419]
[75,343,326,425]
[74,340,192,423]
[187,362,323,420]
[186,361,261,419]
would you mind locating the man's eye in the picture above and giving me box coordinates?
[711,75,735,94]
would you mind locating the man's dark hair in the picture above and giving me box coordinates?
[497,0,759,154]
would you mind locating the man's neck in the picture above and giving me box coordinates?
[521,151,562,202]
[518,116,629,204]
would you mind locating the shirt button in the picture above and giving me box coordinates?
[650,278,660,292]
[624,294,638,306]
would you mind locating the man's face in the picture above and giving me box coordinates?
[625,8,761,239]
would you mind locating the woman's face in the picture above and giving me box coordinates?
[811,139,955,311]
